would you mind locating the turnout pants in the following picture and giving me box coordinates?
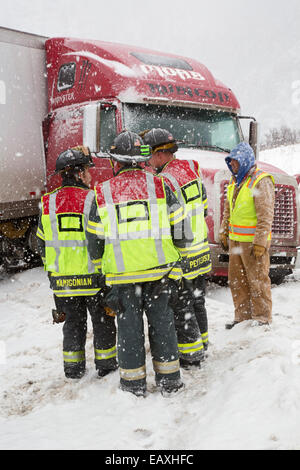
[54,291,117,376]
[106,280,181,394]
[172,276,208,364]
[193,275,209,349]
[228,240,272,323]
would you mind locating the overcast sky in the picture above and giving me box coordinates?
[1,0,300,137]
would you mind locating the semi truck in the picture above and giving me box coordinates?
[0,26,299,282]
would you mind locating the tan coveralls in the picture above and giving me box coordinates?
[220,167,275,324]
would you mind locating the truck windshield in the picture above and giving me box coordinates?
[123,103,241,152]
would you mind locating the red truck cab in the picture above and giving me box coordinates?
[44,36,244,188]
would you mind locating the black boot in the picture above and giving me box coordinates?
[180,358,201,370]
[97,363,118,378]
[64,364,85,379]
[159,379,185,397]
[120,378,147,397]
[225,321,240,330]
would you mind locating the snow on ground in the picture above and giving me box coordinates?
[260,143,300,176]
[0,266,300,450]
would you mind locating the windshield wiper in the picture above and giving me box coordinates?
[180,143,231,153]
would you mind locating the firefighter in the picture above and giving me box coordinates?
[219,142,275,327]
[86,131,193,397]
[36,147,117,379]
[143,129,212,368]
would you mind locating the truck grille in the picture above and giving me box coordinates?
[221,182,297,241]
[272,185,296,239]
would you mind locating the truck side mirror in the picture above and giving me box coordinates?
[83,104,101,153]
[249,120,259,160]
[238,116,259,160]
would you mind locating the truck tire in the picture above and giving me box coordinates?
[269,269,291,285]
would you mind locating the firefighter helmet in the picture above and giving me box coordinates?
[109,131,152,164]
[55,148,94,174]
[143,128,178,154]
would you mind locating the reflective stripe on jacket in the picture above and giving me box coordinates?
[227,169,275,242]
[160,159,211,279]
[38,186,101,296]
[93,169,181,284]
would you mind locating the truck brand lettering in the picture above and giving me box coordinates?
[204,90,217,99]
[147,83,230,103]
[141,64,205,81]
[0,80,6,105]
[176,86,194,97]
[51,91,75,107]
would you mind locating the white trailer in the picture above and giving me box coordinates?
[0,27,47,268]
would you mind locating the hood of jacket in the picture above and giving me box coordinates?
[225,142,255,186]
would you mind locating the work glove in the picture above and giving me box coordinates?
[105,286,122,315]
[52,309,66,324]
[252,244,266,259]
[219,232,229,252]
[104,306,117,317]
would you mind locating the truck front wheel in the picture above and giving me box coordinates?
[269,269,292,285]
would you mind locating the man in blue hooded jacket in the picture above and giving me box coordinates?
[219,142,275,328]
